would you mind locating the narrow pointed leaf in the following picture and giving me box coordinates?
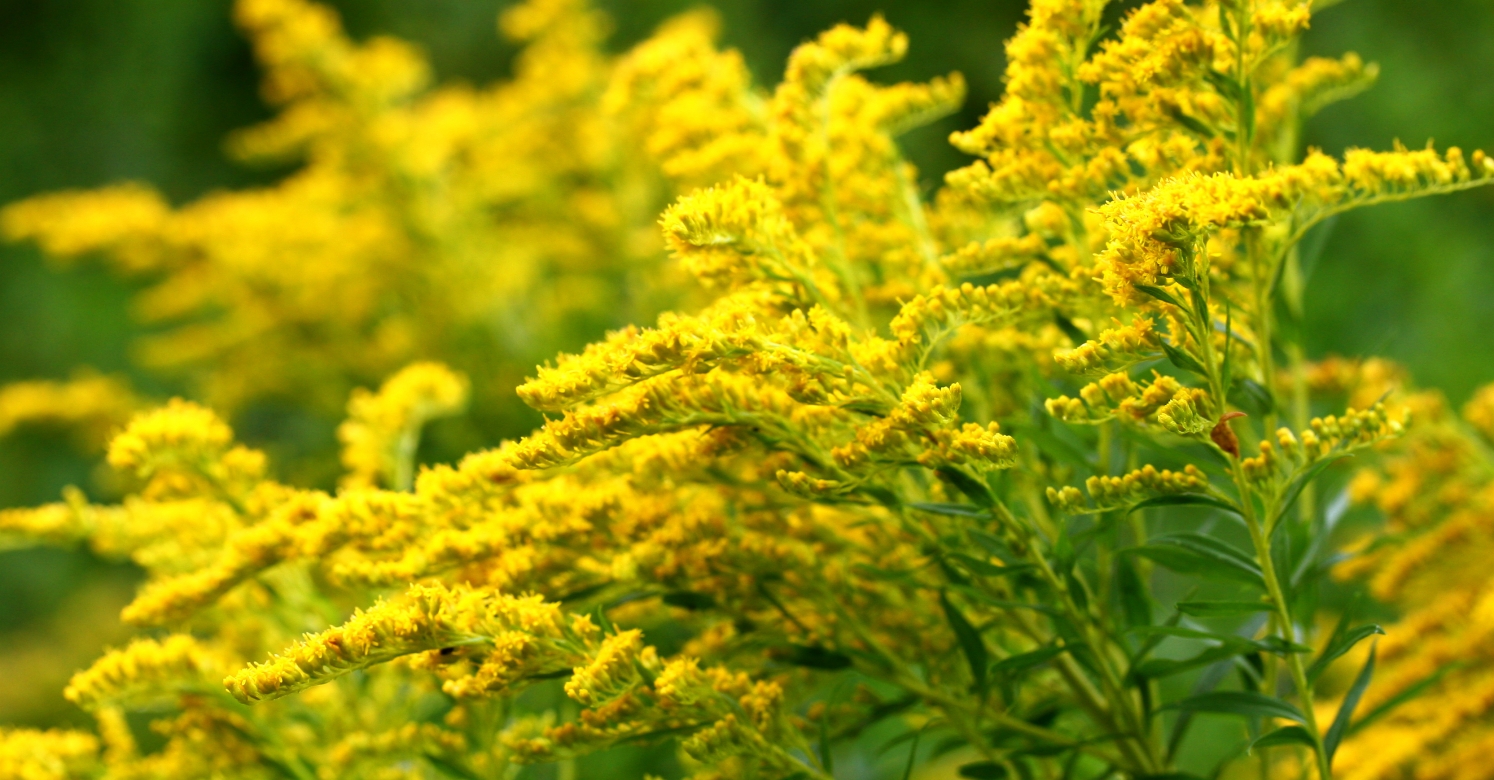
[1128,493,1243,516]
[910,502,988,519]
[1176,600,1272,618]
[1054,313,1089,346]
[781,645,853,670]
[1161,341,1209,377]
[1126,533,1263,587]
[1163,691,1307,725]
[900,727,924,780]
[1116,554,1152,628]
[1273,454,1352,529]
[1134,284,1186,309]
[941,590,989,695]
[948,552,1029,578]
[1324,645,1376,761]
[1251,726,1317,751]
[1307,624,1384,683]
[1134,645,1243,679]
[991,645,1068,676]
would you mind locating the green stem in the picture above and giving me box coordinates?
[990,501,1163,774]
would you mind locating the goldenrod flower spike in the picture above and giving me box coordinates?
[107,399,235,480]
[0,729,100,780]
[0,372,137,449]
[603,10,765,187]
[224,583,586,704]
[64,635,220,712]
[660,176,818,292]
[338,362,469,491]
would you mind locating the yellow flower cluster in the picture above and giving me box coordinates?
[0,373,136,450]
[226,583,592,703]
[2,1,1492,779]
[1048,463,1209,512]
[1314,371,1494,780]
[337,362,469,490]
[63,635,219,711]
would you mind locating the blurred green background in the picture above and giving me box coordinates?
[1,0,1491,731]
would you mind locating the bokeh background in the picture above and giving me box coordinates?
[2,0,1491,732]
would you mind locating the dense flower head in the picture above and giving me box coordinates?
[2,1,1493,779]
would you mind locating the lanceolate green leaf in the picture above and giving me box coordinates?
[1251,726,1317,752]
[1161,341,1210,377]
[958,762,1007,779]
[941,590,990,696]
[1324,645,1376,762]
[991,645,1068,676]
[1176,600,1272,618]
[1133,645,1243,679]
[1133,283,1186,309]
[1125,533,1263,587]
[1127,494,1243,516]
[910,502,988,519]
[1273,454,1353,530]
[1163,691,1308,725]
[1307,624,1384,684]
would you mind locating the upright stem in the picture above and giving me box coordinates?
[1189,245,1330,779]
[1237,475,1331,780]
[991,501,1163,774]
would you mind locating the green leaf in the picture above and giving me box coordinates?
[591,605,616,635]
[1167,107,1217,139]
[1251,726,1317,752]
[1054,312,1089,346]
[1131,625,1309,655]
[949,552,1029,578]
[661,591,716,610]
[1307,624,1384,684]
[966,530,1025,568]
[1163,691,1307,724]
[1116,554,1152,628]
[992,645,1068,676]
[1021,425,1097,473]
[1229,378,1275,416]
[1273,454,1353,530]
[958,762,1008,779]
[900,727,925,780]
[780,645,853,670]
[1153,532,1262,575]
[937,469,996,509]
[424,755,485,780]
[1134,284,1186,308]
[941,590,990,695]
[1134,645,1243,679]
[1176,600,1272,618]
[1324,645,1376,762]
[1205,69,1243,101]
[1127,533,1263,587]
[1128,494,1243,516]
[819,707,834,774]
[1161,341,1209,377]
[961,589,1058,615]
[910,502,988,519]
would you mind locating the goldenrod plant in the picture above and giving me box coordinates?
[1,0,1492,778]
